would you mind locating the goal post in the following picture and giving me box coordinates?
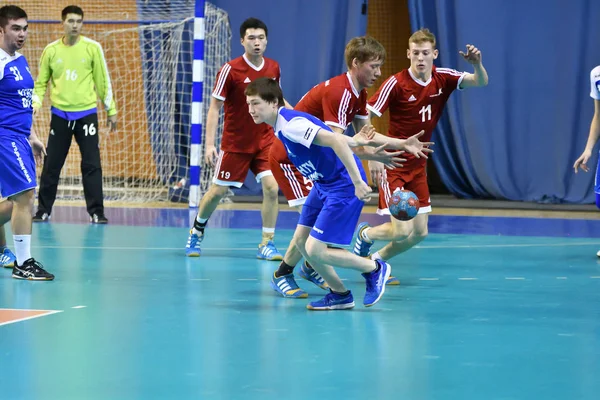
[19,0,231,205]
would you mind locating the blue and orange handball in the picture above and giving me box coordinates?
[389,190,420,221]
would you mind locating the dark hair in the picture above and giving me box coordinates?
[0,5,27,28]
[245,77,284,107]
[61,5,84,21]
[239,17,268,39]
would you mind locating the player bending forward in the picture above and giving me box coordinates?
[245,77,432,310]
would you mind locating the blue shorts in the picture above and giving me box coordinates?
[298,185,364,247]
[0,135,36,198]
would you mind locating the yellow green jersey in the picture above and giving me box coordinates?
[33,35,117,116]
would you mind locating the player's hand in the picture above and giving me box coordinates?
[205,145,219,166]
[356,124,376,142]
[354,180,372,202]
[368,160,385,186]
[107,115,118,136]
[29,135,46,166]
[459,44,482,64]
[574,150,593,173]
[371,144,406,169]
[403,130,434,159]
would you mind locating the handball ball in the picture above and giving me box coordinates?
[389,190,419,221]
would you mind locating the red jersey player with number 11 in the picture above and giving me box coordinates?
[353,28,489,275]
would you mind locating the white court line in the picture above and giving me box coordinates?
[0,310,63,327]
[237,278,257,281]
[419,278,439,281]
[71,305,87,309]
[591,276,600,279]
[30,241,600,251]
[505,277,526,280]
[556,277,568,280]
[458,277,478,280]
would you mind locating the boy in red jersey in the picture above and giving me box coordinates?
[186,18,286,260]
[353,29,488,274]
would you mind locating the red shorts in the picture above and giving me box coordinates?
[377,166,432,216]
[212,147,272,187]
[269,139,312,206]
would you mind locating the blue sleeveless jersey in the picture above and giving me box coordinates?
[0,49,34,137]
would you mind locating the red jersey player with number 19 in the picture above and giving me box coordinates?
[186,18,284,260]
[353,28,489,271]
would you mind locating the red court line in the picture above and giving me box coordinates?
[0,308,63,326]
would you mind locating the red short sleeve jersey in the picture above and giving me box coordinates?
[368,66,466,166]
[295,72,369,131]
[212,55,281,153]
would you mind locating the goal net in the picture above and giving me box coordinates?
[18,0,231,204]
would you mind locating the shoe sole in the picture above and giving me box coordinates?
[3,263,15,269]
[186,252,201,257]
[386,277,400,285]
[364,263,392,307]
[306,302,355,310]
[256,255,283,261]
[12,275,54,281]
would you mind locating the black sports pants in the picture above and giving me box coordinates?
[37,113,104,216]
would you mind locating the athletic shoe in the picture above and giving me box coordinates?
[362,259,391,307]
[186,230,202,257]
[307,289,355,310]
[387,276,400,285]
[12,258,54,281]
[257,241,283,261]
[298,261,328,290]
[353,222,373,257]
[0,247,16,268]
[270,272,308,298]
[90,214,108,224]
[32,211,50,222]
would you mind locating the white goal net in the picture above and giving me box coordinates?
[18,0,231,204]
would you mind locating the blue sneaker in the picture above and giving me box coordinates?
[1,247,16,268]
[307,289,355,310]
[270,272,308,298]
[257,241,283,261]
[353,222,373,257]
[185,230,202,257]
[298,261,329,290]
[362,259,391,307]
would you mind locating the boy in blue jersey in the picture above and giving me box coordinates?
[0,5,54,280]
[245,77,432,309]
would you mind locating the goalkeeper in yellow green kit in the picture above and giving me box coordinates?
[32,5,117,224]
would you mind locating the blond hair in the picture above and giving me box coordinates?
[344,36,386,70]
[409,28,436,48]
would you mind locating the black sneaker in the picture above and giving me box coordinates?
[32,211,50,222]
[12,258,55,281]
[90,213,108,224]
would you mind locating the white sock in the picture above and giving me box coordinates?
[13,235,32,266]
[262,227,275,234]
[370,252,383,261]
[361,227,372,243]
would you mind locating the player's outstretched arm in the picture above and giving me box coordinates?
[312,129,372,201]
[458,44,489,89]
[574,99,600,173]
[354,125,434,159]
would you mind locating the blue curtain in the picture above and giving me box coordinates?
[408,0,600,203]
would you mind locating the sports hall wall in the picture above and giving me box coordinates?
[17,0,600,204]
